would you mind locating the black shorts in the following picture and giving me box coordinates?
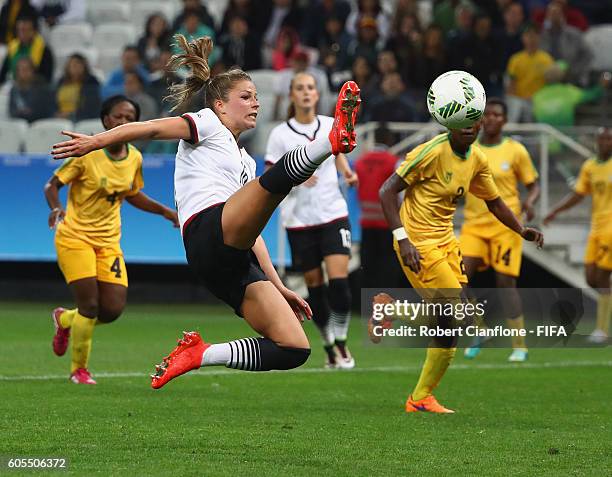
[287,217,351,272]
[183,203,268,316]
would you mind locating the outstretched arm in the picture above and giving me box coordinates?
[379,173,423,273]
[543,192,585,226]
[335,153,358,186]
[125,191,179,228]
[52,117,192,159]
[486,197,544,247]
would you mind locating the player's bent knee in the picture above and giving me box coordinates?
[328,278,351,313]
[273,346,311,370]
[77,303,98,319]
[97,310,122,323]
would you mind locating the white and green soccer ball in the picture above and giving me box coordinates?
[427,71,486,129]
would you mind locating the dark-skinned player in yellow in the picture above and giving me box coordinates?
[460,98,540,362]
[376,121,543,413]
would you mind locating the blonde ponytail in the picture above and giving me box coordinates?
[165,35,213,112]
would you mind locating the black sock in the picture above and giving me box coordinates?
[226,337,310,371]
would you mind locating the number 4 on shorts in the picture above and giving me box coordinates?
[110,257,122,278]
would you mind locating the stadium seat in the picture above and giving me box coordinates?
[49,23,93,54]
[93,23,137,53]
[206,0,230,29]
[87,0,131,25]
[131,1,176,32]
[247,70,278,95]
[74,119,105,136]
[0,119,28,153]
[25,119,74,154]
[255,93,276,125]
[248,120,282,157]
[584,25,612,71]
[96,49,122,76]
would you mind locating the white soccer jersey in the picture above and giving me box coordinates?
[265,115,348,229]
[174,108,257,230]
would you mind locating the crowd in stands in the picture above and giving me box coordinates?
[0,0,610,151]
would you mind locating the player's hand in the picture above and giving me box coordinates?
[280,287,312,322]
[542,211,556,226]
[163,208,180,228]
[52,131,98,159]
[48,207,65,229]
[521,227,544,248]
[303,176,318,188]
[522,201,536,221]
[398,239,422,274]
[344,170,359,187]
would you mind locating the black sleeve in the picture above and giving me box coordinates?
[38,47,54,83]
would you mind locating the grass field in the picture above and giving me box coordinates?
[1,301,610,476]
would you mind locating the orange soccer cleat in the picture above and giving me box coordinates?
[405,395,455,414]
[51,307,70,356]
[329,80,361,155]
[151,331,210,389]
[368,293,395,344]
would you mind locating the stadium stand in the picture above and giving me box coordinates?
[24,118,73,154]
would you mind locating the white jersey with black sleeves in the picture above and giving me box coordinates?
[175,108,257,231]
[265,115,348,229]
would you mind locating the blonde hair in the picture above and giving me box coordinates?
[165,35,251,113]
[286,71,318,120]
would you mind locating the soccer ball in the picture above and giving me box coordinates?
[427,71,486,129]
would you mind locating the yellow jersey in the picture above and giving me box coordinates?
[506,49,554,99]
[463,137,538,226]
[574,156,612,234]
[396,133,499,245]
[54,145,144,247]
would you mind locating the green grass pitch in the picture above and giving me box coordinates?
[1,301,610,476]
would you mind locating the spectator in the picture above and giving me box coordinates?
[271,26,301,71]
[533,63,608,129]
[505,25,554,122]
[0,0,38,45]
[317,15,353,70]
[0,15,53,83]
[460,14,504,96]
[173,10,219,65]
[218,15,261,71]
[147,49,179,115]
[532,0,589,32]
[55,53,100,121]
[124,71,157,121]
[219,0,268,39]
[433,0,475,35]
[496,1,526,68]
[261,0,302,50]
[376,49,398,77]
[446,0,475,67]
[272,50,328,120]
[9,56,53,122]
[137,13,172,72]
[539,1,593,86]
[350,55,377,115]
[30,0,86,28]
[346,0,390,43]
[390,0,419,35]
[354,123,405,289]
[172,0,215,31]
[346,15,382,67]
[301,0,351,48]
[367,72,416,122]
[102,45,149,99]
[406,25,448,91]
[385,13,421,74]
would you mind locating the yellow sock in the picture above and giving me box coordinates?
[412,347,456,401]
[59,308,76,329]
[507,314,527,350]
[596,294,611,335]
[71,311,96,373]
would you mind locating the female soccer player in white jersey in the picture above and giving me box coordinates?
[265,72,358,369]
[52,35,361,389]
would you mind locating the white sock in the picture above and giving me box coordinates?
[201,343,231,366]
[304,134,332,165]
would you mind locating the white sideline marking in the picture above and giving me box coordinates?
[0,360,610,382]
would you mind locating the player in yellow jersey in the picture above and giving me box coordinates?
[378,121,543,413]
[460,98,540,362]
[544,127,612,344]
[43,95,179,384]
